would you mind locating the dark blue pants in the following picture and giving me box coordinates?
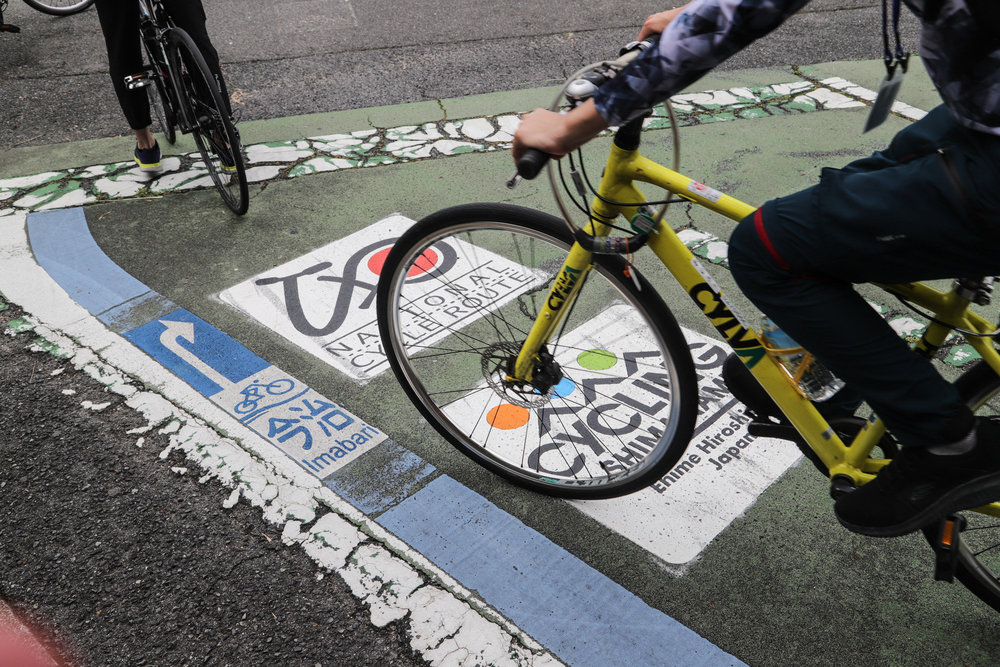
[729,106,1000,447]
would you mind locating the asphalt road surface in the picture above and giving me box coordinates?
[0,299,427,665]
[2,0,917,150]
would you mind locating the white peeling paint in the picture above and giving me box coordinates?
[0,239,559,666]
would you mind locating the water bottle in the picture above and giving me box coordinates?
[759,317,845,402]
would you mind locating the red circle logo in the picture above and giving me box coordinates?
[368,247,439,277]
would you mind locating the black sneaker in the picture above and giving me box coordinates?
[835,417,1000,537]
[133,141,163,173]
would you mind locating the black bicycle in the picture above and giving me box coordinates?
[1,0,93,32]
[125,0,248,214]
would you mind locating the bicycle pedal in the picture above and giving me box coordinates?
[932,513,967,583]
[829,475,855,500]
[1,23,20,33]
[124,72,153,89]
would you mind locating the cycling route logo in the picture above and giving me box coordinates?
[220,214,541,383]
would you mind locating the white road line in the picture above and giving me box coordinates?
[0,210,559,666]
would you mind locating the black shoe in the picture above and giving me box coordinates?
[835,417,1000,537]
[134,141,163,173]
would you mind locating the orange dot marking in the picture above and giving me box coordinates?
[487,404,530,430]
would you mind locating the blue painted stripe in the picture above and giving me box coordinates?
[21,207,388,481]
[123,307,271,396]
[97,290,176,332]
[378,476,745,667]
[27,209,149,316]
[324,440,438,514]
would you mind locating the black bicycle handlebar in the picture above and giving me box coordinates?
[516,148,550,180]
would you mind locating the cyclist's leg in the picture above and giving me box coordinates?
[162,0,232,114]
[730,105,1000,446]
[95,0,151,132]
[728,105,1000,535]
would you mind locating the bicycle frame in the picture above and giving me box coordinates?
[513,127,1000,519]
[132,0,249,214]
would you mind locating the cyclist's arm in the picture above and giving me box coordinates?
[512,100,608,162]
[514,0,810,160]
[595,0,812,126]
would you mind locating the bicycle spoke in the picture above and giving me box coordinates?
[378,205,697,498]
[167,26,248,214]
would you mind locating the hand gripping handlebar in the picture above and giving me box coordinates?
[515,37,658,180]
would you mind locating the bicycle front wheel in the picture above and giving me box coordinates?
[927,361,1000,612]
[22,0,93,16]
[376,203,699,499]
[168,27,248,215]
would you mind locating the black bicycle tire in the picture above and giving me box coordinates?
[148,76,176,146]
[921,360,1000,612]
[141,35,177,145]
[167,27,248,215]
[22,0,93,16]
[376,203,699,499]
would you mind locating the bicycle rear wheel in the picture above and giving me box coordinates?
[22,0,93,16]
[927,361,1000,611]
[376,203,699,499]
[168,27,248,215]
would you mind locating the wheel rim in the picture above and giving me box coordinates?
[190,106,247,213]
[147,81,175,145]
[944,364,1000,609]
[23,0,93,15]
[141,40,176,145]
[383,219,688,492]
[170,30,248,214]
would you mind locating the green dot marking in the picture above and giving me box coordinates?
[578,349,617,370]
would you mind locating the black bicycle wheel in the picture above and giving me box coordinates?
[22,0,93,16]
[921,360,1000,611]
[376,203,699,499]
[141,35,176,145]
[167,27,248,215]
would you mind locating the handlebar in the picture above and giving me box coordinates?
[516,148,549,180]
[515,36,658,180]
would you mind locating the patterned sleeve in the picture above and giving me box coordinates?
[593,0,813,125]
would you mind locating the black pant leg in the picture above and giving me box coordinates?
[163,0,231,115]
[95,0,150,131]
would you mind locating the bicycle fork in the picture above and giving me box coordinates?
[507,191,630,388]
[509,243,596,390]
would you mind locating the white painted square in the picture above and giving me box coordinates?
[220,214,543,383]
[443,303,801,565]
[569,326,801,566]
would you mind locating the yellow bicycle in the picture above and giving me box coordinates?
[375,42,1000,610]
